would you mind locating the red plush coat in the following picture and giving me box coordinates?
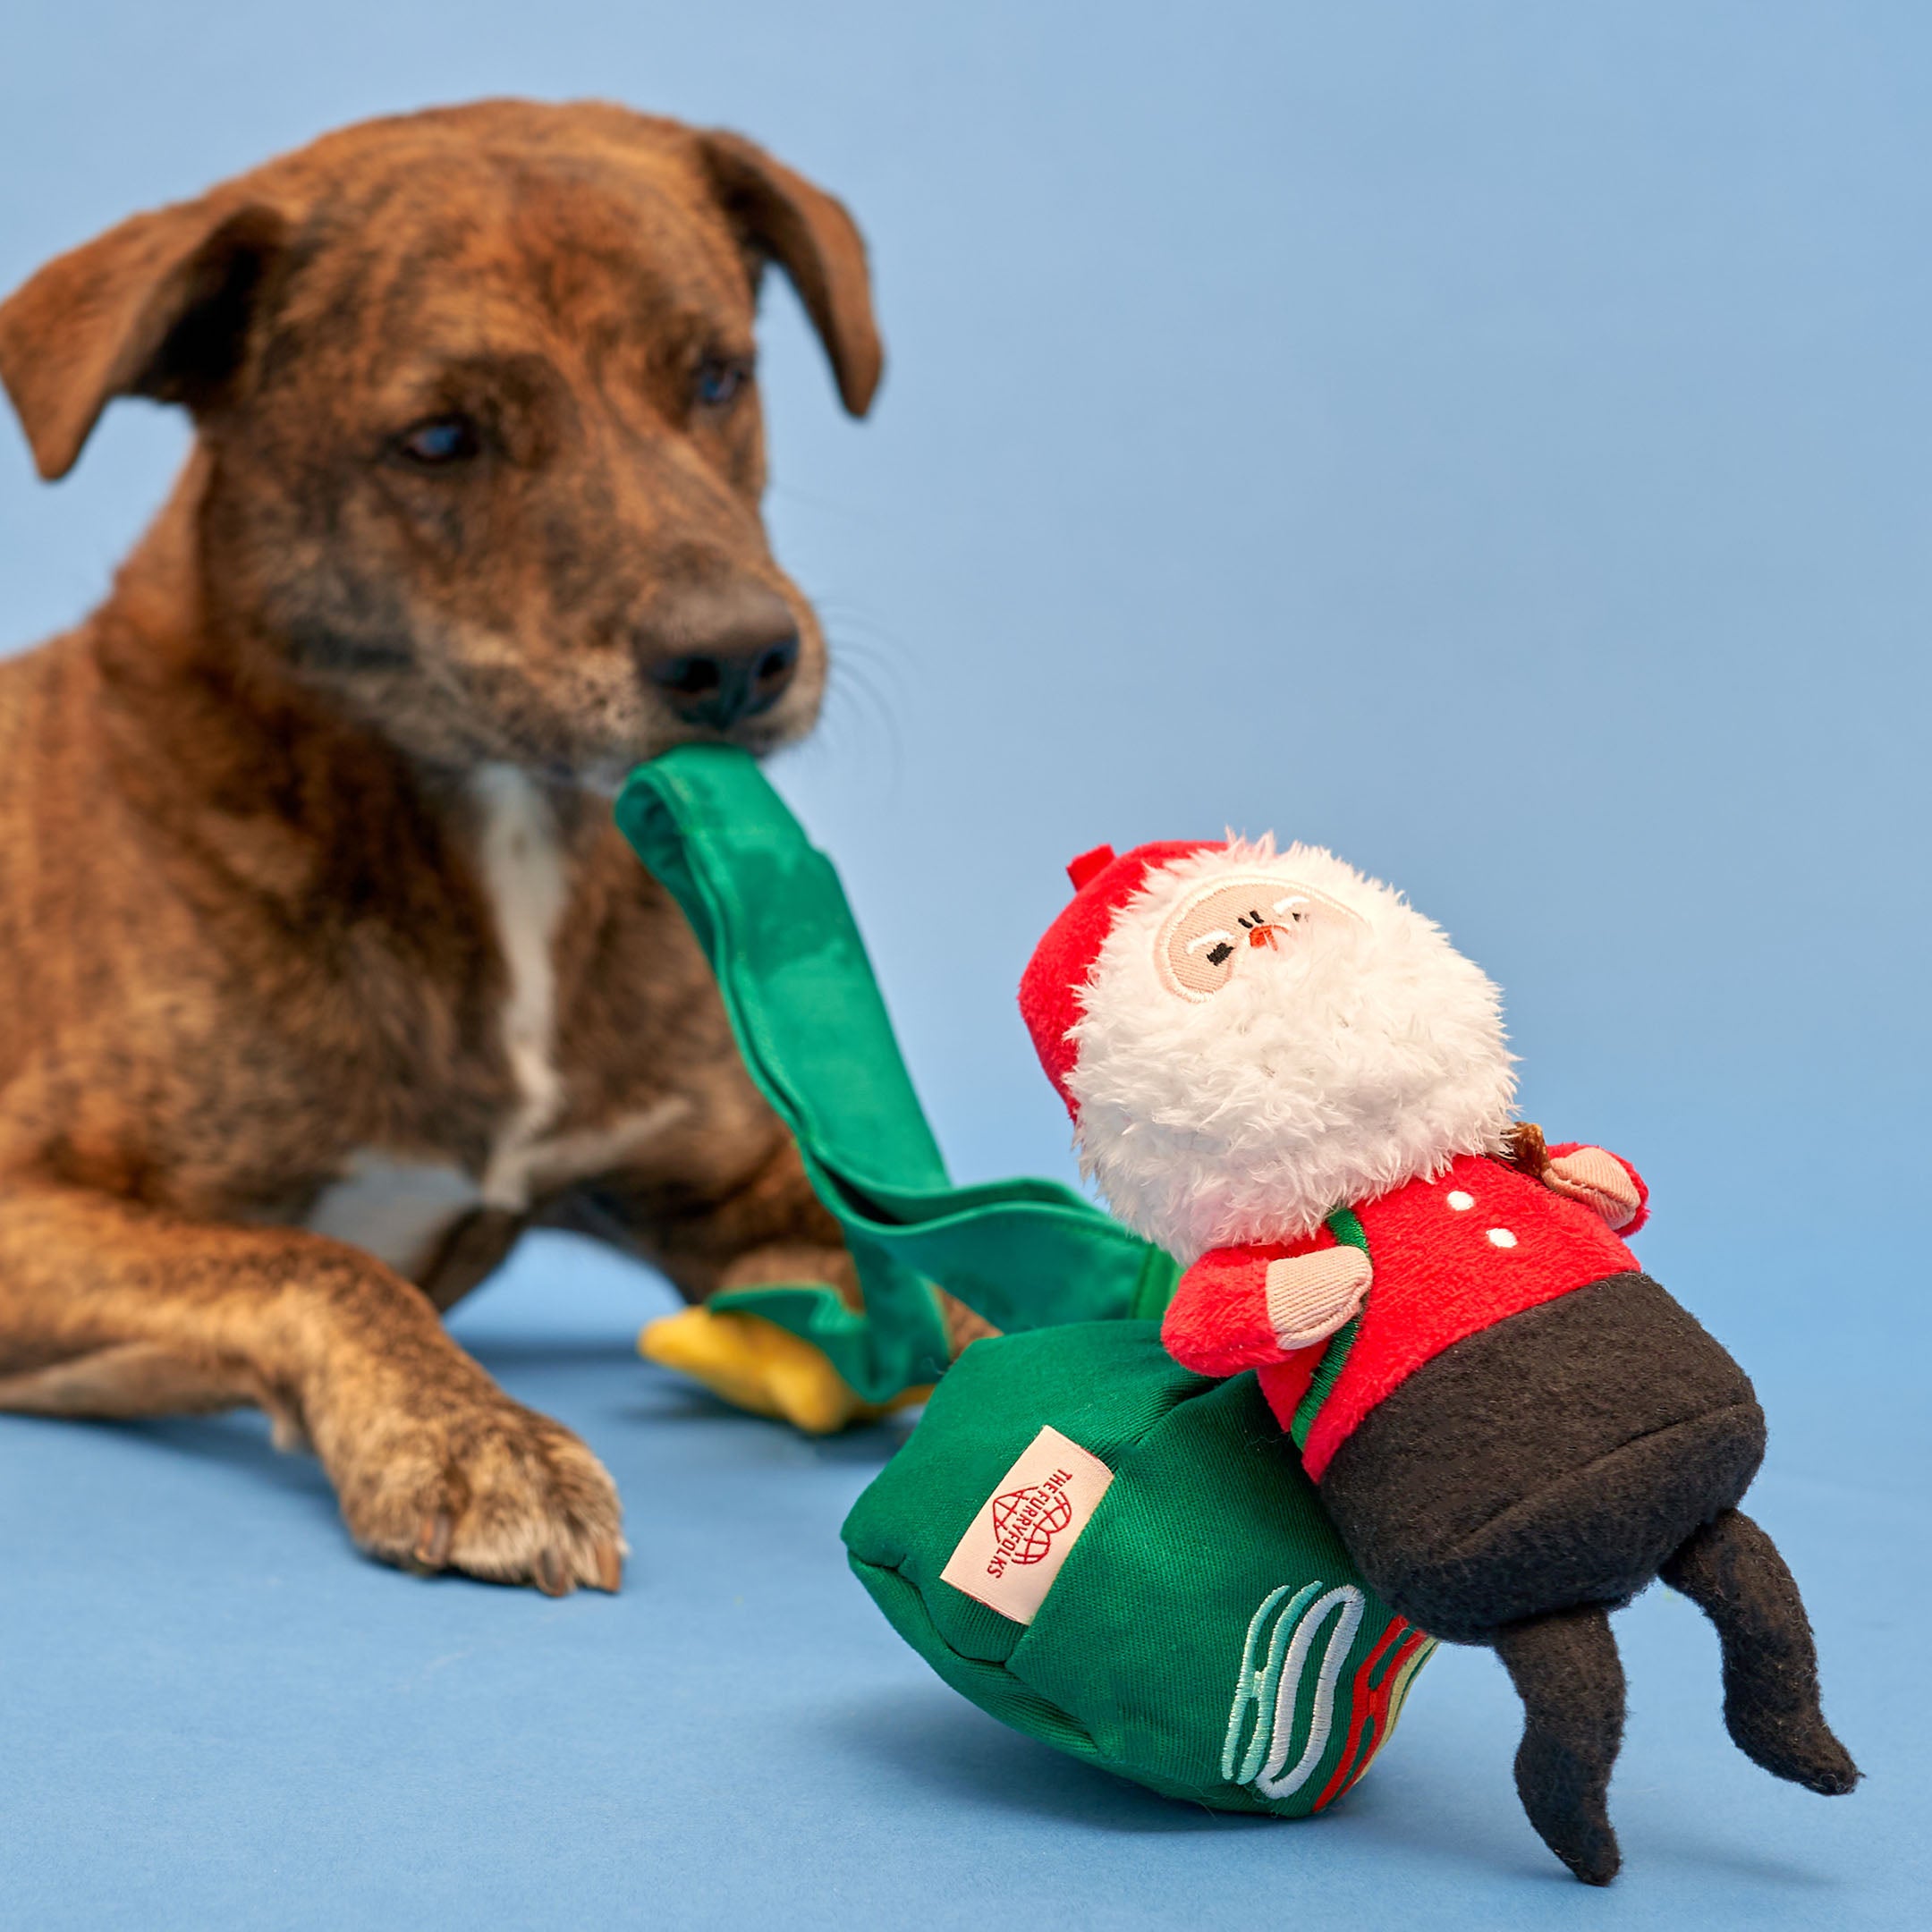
[1161,1147,1648,1480]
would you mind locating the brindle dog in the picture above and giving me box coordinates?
[0,100,885,1595]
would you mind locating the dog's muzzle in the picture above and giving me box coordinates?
[640,580,800,731]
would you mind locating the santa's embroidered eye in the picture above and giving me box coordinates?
[1272,894,1309,919]
[1187,928,1236,957]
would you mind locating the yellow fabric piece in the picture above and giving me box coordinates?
[640,1305,930,1436]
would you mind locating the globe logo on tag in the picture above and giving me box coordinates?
[940,1424,1115,1625]
[988,1477,1075,1572]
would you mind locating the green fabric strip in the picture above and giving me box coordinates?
[614,747,1179,1402]
[1288,1208,1369,1449]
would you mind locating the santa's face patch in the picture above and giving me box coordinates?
[1156,875,1364,1002]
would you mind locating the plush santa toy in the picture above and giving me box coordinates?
[1020,835,1857,1885]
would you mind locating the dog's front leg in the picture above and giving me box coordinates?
[0,1182,623,1594]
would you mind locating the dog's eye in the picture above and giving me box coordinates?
[394,414,481,468]
[693,356,750,410]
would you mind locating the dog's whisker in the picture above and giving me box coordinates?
[815,619,915,718]
[812,604,913,658]
[823,647,902,740]
[791,648,907,801]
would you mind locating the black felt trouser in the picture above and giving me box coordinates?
[1318,1271,1765,1645]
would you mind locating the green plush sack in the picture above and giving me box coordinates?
[614,746,1434,1818]
[842,1321,1435,1816]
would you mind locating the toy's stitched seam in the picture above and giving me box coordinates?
[1441,1403,1762,1563]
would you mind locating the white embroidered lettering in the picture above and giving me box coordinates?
[1223,1582,1366,1799]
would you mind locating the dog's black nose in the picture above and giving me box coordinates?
[642,584,800,731]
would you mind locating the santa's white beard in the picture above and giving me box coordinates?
[1064,845,1517,1263]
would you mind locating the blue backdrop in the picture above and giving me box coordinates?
[1,4,1925,1927]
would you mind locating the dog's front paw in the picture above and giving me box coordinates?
[332,1394,625,1597]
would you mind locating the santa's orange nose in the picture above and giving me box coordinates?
[1249,924,1282,950]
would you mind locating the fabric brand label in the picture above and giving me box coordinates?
[939,1424,1114,1626]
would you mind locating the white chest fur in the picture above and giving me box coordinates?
[469,761,572,1210]
[301,764,683,1278]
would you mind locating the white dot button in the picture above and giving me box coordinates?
[1487,1228,1518,1249]
[1446,1191,1475,1211]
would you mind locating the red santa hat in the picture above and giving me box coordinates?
[1020,839,1224,1118]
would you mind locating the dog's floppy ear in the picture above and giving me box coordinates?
[698,131,884,419]
[0,196,289,481]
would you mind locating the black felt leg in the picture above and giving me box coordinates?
[1493,1606,1626,1885]
[1661,1508,1860,1796]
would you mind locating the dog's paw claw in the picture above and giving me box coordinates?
[413,1511,454,1571]
[594,1540,624,1594]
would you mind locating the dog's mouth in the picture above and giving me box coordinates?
[640,697,814,767]
[536,670,826,793]
[562,712,809,797]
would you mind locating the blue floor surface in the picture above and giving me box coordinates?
[2,1232,1922,1930]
